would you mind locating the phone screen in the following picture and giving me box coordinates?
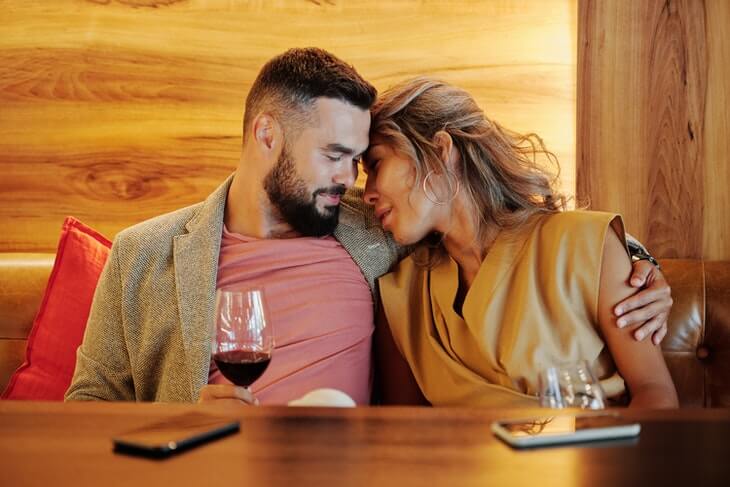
[492,413,641,448]
[498,413,635,438]
[113,412,240,457]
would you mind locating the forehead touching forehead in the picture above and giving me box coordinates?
[364,135,411,169]
[305,97,371,154]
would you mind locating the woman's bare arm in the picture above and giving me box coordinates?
[597,226,678,408]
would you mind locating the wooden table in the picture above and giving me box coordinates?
[1,402,729,487]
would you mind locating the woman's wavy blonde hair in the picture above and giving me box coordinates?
[369,77,568,247]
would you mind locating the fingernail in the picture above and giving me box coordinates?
[631,278,642,286]
[636,331,644,340]
[615,307,623,316]
[617,318,626,327]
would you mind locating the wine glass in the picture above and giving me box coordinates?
[211,288,274,389]
[538,360,606,409]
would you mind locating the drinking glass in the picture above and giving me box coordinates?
[538,360,606,409]
[211,288,273,388]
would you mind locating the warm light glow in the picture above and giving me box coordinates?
[356,0,577,204]
[0,0,577,251]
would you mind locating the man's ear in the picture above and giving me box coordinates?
[433,130,456,170]
[253,113,280,152]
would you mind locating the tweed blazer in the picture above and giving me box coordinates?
[65,176,401,402]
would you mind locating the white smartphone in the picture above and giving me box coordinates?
[491,412,640,448]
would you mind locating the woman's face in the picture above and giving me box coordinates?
[363,139,443,245]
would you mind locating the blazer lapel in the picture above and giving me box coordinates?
[173,176,232,400]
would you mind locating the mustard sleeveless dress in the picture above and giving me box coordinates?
[378,211,628,407]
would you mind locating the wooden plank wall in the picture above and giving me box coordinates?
[578,0,730,260]
[0,0,577,253]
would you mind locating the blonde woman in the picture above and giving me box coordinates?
[363,78,678,408]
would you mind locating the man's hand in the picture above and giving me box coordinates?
[614,260,672,345]
[198,384,259,406]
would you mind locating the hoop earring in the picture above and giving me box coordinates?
[423,170,460,205]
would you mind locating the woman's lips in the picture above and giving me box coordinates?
[376,208,392,228]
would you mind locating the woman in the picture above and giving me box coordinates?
[363,77,678,408]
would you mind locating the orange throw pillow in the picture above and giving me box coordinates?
[2,217,111,400]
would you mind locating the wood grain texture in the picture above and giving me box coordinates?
[2,402,730,487]
[703,0,730,260]
[0,0,576,252]
[578,0,730,260]
[644,0,706,259]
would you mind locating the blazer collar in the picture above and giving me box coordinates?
[173,175,232,401]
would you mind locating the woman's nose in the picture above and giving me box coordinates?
[363,177,379,206]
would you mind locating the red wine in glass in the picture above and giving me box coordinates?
[213,350,271,388]
[212,288,274,392]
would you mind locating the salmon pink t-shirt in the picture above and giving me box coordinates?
[209,225,374,405]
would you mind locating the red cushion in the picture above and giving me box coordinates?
[2,217,111,400]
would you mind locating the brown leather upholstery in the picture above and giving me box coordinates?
[0,254,728,406]
[659,260,730,407]
[0,253,54,392]
[0,254,55,340]
[705,262,730,407]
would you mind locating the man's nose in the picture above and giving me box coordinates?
[333,162,357,189]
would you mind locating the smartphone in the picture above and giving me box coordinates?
[491,412,640,448]
[113,412,240,458]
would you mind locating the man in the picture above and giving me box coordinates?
[66,48,672,405]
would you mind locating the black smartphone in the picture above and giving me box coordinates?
[112,411,240,458]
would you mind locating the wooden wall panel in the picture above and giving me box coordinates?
[0,0,576,252]
[703,0,730,260]
[578,0,730,260]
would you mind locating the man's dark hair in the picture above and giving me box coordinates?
[242,47,377,142]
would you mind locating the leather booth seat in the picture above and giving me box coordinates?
[1,254,728,406]
[660,260,730,407]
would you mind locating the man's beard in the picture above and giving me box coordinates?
[263,145,346,237]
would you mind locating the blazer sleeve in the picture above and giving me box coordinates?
[65,238,135,401]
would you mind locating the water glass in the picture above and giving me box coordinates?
[538,360,606,409]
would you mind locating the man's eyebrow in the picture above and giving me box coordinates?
[322,143,364,156]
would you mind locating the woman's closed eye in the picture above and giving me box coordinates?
[362,159,379,175]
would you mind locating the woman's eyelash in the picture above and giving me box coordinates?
[363,160,379,173]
